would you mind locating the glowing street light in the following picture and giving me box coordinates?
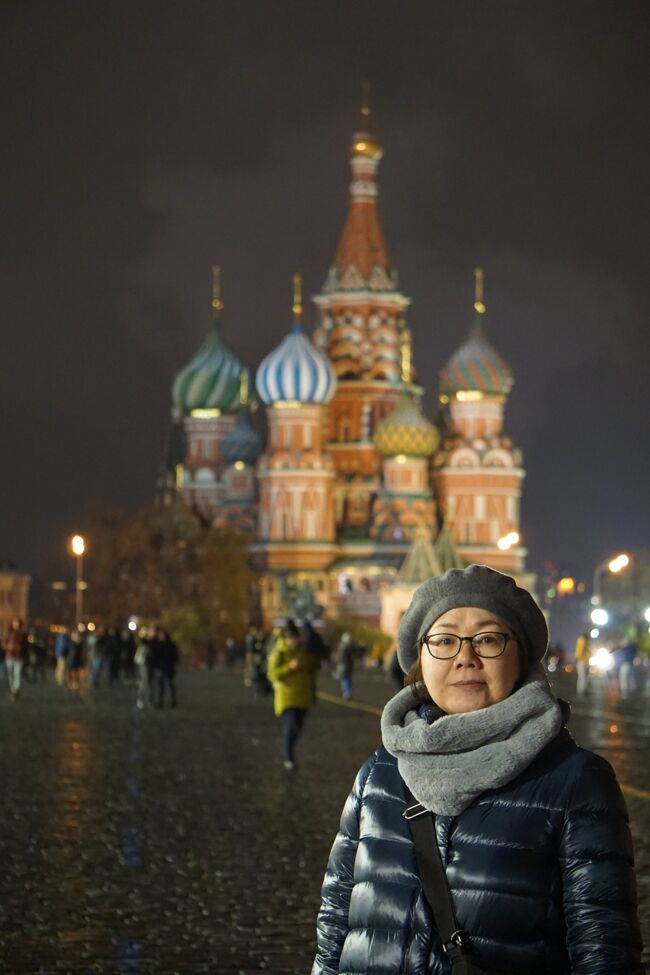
[497,531,520,551]
[69,534,87,626]
[608,553,630,574]
[71,535,85,557]
[589,646,615,672]
[644,607,650,623]
[556,577,576,595]
[592,552,630,605]
[590,608,609,626]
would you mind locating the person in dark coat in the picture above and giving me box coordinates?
[152,628,178,708]
[333,632,355,700]
[106,627,123,685]
[312,564,643,975]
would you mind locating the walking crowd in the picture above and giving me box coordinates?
[1,620,180,709]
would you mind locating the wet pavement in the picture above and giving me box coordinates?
[0,666,649,973]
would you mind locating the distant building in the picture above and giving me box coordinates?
[162,97,532,629]
[0,567,31,634]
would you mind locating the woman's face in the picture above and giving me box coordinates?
[421,606,521,714]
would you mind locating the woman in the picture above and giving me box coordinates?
[312,565,643,974]
[267,620,318,771]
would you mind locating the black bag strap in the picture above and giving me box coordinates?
[403,787,474,973]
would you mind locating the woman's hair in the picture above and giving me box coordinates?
[405,637,531,704]
[405,651,431,702]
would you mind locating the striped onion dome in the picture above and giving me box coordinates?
[373,393,439,457]
[172,318,250,413]
[220,409,263,466]
[440,317,513,397]
[256,324,337,406]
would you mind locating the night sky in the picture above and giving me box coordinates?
[2,0,649,597]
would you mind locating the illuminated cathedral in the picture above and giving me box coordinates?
[163,99,531,627]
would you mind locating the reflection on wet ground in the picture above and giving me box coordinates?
[0,668,648,972]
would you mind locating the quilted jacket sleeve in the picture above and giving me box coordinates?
[311,752,377,975]
[560,751,644,974]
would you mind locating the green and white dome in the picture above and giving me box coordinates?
[172,317,250,414]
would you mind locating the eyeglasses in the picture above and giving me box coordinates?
[420,631,514,660]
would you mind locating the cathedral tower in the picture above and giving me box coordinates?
[254,277,338,576]
[432,270,526,573]
[171,267,251,518]
[312,89,416,537]
[371,393,439,545]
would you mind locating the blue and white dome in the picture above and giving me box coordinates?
[256,325,336,406]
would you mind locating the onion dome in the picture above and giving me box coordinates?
[439,269,513,398]
[171,267,251,413]
[220,409,263,466]
[256,275,337,406]
[373,393,439,457]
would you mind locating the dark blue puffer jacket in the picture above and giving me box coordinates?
[312,732,643,974]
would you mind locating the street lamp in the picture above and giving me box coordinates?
[497,531,520,551]
[592,552,630,605]
[70,534,86,627]
[590,607,609,627]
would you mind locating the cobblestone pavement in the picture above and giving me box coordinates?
[0,667,649,974]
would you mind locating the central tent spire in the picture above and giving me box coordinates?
[332,82,389,285]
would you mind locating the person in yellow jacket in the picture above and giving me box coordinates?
[267,619,318,771]
[575,632,590,697]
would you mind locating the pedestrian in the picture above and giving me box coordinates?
[54,627,70,686]
[224,636,238,668]
[4,618,27,701]
[106,627,123,685]
[616,640,638,700]
[386,646,404,691]
[121,627,136,678]
[302,619,330,664]
[85,627,99,687]
[134,627,153,709]
[67,628,84,690]
[312,564,643,974]
[267,619,318,771]
[244,627,272,698]
[91,626,110,687]
[152,628,178,708]
[26,630,47,682]
[334,631,355,700]
[574,631,590,697]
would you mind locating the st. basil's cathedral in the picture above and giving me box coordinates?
[163,99,531,630]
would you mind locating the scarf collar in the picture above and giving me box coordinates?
[381,665,564,816]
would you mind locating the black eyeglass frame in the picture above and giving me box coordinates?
[419,631,514,660]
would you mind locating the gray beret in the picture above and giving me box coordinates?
[397,564,548,673]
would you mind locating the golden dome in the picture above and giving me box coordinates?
[373,393,440,458]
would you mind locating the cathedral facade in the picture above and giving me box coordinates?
[164,104,530,628]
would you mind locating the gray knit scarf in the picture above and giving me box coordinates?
[381,665,563,816]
